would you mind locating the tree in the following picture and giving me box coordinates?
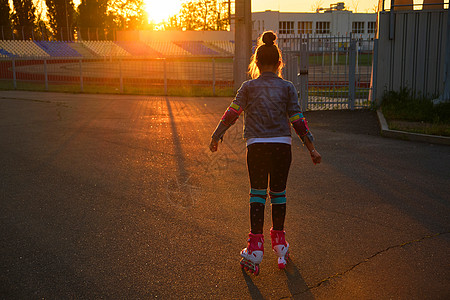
[350,0,360,12]
[78,0,108,29]
[45,0,76,40]
[106,0,147,30]
[12,0,36,39]
[0,0,12,38]
[311,0,324,12]
[175,0,230,31]
[35,0,52,40]
[178,1,199,30]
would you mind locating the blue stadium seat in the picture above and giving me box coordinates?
[35,41,82,57]
[174,41,219,56]
[0,48,14,57]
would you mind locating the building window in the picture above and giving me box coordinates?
[368,22,376,34]
[352,22,365,34]
[298,21,313,34]
[279,21,294,34]
[315,22,330,34]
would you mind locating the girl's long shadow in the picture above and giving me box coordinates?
[283,258,315,299]
[241,258,315,300]
[241,268,264,300]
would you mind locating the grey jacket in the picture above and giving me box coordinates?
[212,72,311,141]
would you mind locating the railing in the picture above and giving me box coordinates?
[373,4,448,100]
[279,34,375,110]
[0,26,117,42]
[380,0,449,11]
[0,56,234,96]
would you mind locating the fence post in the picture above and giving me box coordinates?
[79,58,84,92]
[349,40,356,110]
[164,59,168,96]
[119,58,124,93]
[12,58,16,89]
[212,58,216,96]
[44,59,48,91]
[298,41,309,111]
[389,0,395,40]
[369,39,378,104]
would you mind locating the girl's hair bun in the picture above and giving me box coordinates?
[262,31,276,46]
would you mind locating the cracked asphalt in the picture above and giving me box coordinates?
[1,91,449,299]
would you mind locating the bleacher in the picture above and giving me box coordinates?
[68,42,99,58]
[35,41,82,57]
[82,41,131,57]
[0,48,13,57]
[0,40,50,57]
[115,41,162,57]
[206,41,235,55]
[174,41,219,56]
[0,40,234,58]
[144,41,191,57]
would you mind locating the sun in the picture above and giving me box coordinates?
[144,0,184,24]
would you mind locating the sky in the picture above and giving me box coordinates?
[141,0,383,23]
[251,0,381,13]
[24,0,414,26]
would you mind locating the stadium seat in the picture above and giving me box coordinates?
[173,41,219,56]
[205,41,235,55]
[68,42,99,57]
[82,41,131,57]
[144,41,191,57]
[115,41,162,57]
[35,41,82,57]
[0,40,50,57]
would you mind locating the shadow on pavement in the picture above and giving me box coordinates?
[241,268,264,300]
[284,258,315,300]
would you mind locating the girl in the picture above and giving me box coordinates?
[209,31,321,275]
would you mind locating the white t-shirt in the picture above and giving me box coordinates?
[246,136,292,147]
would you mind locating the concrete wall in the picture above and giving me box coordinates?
[375,10,448,100]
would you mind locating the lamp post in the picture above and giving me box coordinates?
[233,0,252,90]
[65,0,70,41]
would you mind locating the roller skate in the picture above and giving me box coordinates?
[270,228,289,269]
[240,233,264,275]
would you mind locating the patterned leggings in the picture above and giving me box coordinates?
[246,143,292,234]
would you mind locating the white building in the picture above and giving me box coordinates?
[252,7,377,39]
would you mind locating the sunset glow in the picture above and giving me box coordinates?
[144,0,184,24]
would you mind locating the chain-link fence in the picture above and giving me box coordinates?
[280,34,375,110]
[0,57,234,96]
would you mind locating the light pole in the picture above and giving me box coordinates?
[233,0,252,90]
[65,0,70,41]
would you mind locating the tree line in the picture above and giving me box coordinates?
[0,0,231,41]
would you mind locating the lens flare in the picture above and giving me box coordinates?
[144,0,183,23]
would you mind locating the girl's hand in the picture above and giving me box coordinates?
[209,139,219,152]
[310,149,321,165]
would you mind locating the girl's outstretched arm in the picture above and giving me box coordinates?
[209,139,218,152]
[303,136,322,165]
[286,82,321,164]
[209,82,247,152]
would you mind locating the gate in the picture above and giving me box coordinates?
[280,35,375,110]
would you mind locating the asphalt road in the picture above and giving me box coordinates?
[1,91,449,299]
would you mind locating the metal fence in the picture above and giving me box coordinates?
[279,34,375,110]
[0,57,234,96]
[374,7,448,101]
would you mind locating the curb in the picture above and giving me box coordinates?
[376,110,450,146]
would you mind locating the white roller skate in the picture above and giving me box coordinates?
[240,233,264,275]
[270,228,289,269]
